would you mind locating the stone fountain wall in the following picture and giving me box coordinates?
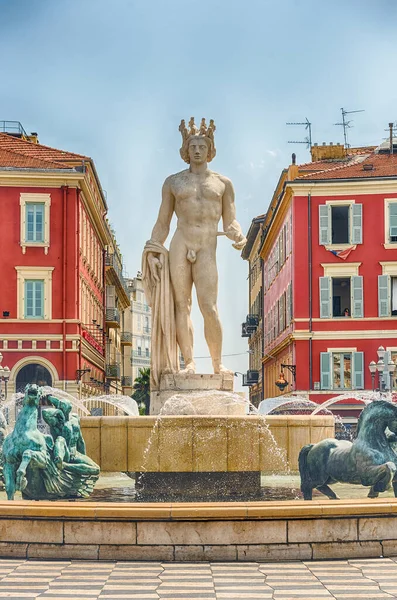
[80,415,334,473]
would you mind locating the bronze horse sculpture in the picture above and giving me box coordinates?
[299,400,397,500]
[2,384,99,500]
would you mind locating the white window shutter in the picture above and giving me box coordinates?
[320,352,332,389]
[319,277,331,318]
[351,204,363,244]
[319,205,330,245]
[353,351,364,389]
[106,285,116,309]
[378,275,390,317]
[389,203,397,239]
[351,275,364,318]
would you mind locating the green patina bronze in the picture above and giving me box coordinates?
[299,400,397,500]
[2,384,100,500]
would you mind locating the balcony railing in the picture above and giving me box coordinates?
[105,252,129,296]
[120,332,132,345]
[105,363,120,379]
[241,314,260,338]
[106,307,120,328]
[122,376,132,387]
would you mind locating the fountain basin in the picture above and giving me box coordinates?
[0,498,396,561]
[80,415,334,499]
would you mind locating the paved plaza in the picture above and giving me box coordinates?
[0,557,397,599]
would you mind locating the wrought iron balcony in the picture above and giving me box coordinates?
[120,331,132,345]
[122,375,132,387]
[105,363,120,379]
[241,314,260,337]
[106,307,120,328]
[105,252,130,297]
[242,370,260,386]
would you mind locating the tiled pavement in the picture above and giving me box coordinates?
[1,558,397,599]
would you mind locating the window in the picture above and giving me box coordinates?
[387,202,397,244]
[15,267,53,320]
[24,280,44,318]
[26,204,44,242]
[332,277,351,317]
[331,206,349,243]
[319,202,362,246]
[320,351,364,390]
[320,275,363,318]
[20,193,51,254]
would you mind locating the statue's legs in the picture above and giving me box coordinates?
[169,238,195,372]
[16,449,47,491]
[316,484,340,500]
[364,461,396,498]
[193,248,230,375]
[54,436,70,470]
[4,462,17,500]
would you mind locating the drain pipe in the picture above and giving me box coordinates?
[61,186,68,390]
[308,192,313,392]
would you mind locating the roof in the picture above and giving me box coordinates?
[296,151,397,181]
[242,213,266,260]
[0,147,73,170]
[0,132,89,167]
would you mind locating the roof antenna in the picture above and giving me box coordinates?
[334,107,364,148]
[286,117,312,149]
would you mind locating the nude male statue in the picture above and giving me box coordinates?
[145,118,246,378]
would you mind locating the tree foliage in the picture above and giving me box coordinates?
[132,367,150,415]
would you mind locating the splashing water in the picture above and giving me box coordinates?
[83,395,139,417]
[161,389,249,416]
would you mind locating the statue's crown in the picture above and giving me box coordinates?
[179,117,216,163]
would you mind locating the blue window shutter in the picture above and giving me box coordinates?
[378,275,390,317]
[353,351,364,390]
[25,281,33,317]
[35,204,44,242]
[389,203,397,239]
[319,205,330,245]
[320,352,332,389]
[319,276,331,318]
[24,280,44,318]
[351,204,363,244]
[351,275,364,318]
[384,350,391,390]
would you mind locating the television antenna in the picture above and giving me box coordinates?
[334,107,364,148]
[286,117,312,149]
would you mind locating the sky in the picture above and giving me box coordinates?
[1,0,396,390]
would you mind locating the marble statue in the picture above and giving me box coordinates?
[2,384,99,500]
[299,400,397,500]
[142,117,246,390]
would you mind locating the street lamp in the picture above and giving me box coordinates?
[388,360,396,391]
[369,361,377,391]
[368,346,396,393]
[0,352,10,401]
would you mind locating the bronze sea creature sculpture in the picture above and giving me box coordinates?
[299,400,397,500]
[2,384,100,500]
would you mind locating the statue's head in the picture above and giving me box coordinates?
[179,117,216,164]
[23,384,42,407]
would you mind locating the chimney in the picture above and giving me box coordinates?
[288,153,299,180]
[311,142,346,162]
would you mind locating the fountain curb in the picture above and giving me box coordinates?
[0,500,395,560]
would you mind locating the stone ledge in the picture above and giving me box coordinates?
[312,541,382,560]
[0,498,396,520]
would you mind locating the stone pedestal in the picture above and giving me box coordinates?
[150,372,246,415]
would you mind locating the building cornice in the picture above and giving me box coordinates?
[287,178,397,196]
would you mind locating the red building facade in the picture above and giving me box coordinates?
[0,126,129,398]
[260,141,397,419]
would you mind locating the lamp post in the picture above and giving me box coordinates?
[369,360,377,391]
[0,352,10,401]
[367,346,396,393]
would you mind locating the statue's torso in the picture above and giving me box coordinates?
[168,170,226,240]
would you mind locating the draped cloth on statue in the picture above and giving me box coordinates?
[142,241,179,390]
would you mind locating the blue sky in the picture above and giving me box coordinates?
[1,0,396,388]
